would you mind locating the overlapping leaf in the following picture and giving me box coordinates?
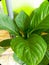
[34,30,49,61]
[0,13,17,35]
[42,33,49,49]
[42,33,49,60]
[39,55,49,65]
[30,1,49,33]
[11,34,47,65]
[46,50,49,60]
[15,11,30,34]
[0,39,11,47]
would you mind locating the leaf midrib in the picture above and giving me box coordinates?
[30,13,49,34]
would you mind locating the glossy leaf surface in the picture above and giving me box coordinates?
[30,1,49,33]
[11,34,47,65]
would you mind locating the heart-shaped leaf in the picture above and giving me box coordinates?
[30,1,49,33]
[15,11,30,34]
[0,13,18,35]
[11,34,47,65]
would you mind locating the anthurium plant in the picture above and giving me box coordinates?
[0,1,49,65]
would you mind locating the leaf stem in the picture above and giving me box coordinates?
[28,29,35,37]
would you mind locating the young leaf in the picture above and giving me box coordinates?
[15,11,30,34]
[30,8,38,20]
[30,1,49,33]
[0,39,11,47]
[11,34,47,65]
[0,13,17,35]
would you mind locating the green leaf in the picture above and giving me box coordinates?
[46,50,49,60]
[0,39,11,47]
[42,33,49,50]
[0,13,17,35]
[36,15,49,30]
[11,34,47,65]
[30,8,38,20]
[41,33,49,60]
[15,11,30,34]
[30,1,49,33]
[39,55,49,65]
[13,53,25,65]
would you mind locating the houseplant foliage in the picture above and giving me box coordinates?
[0,1,49,65]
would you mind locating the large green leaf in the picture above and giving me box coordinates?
[11,34,47,65]
[0,13,17,35]
[15,11,30,34]
[30,1,49,33]
[36,15,49,30]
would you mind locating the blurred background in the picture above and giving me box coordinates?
[0,0,44,15]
